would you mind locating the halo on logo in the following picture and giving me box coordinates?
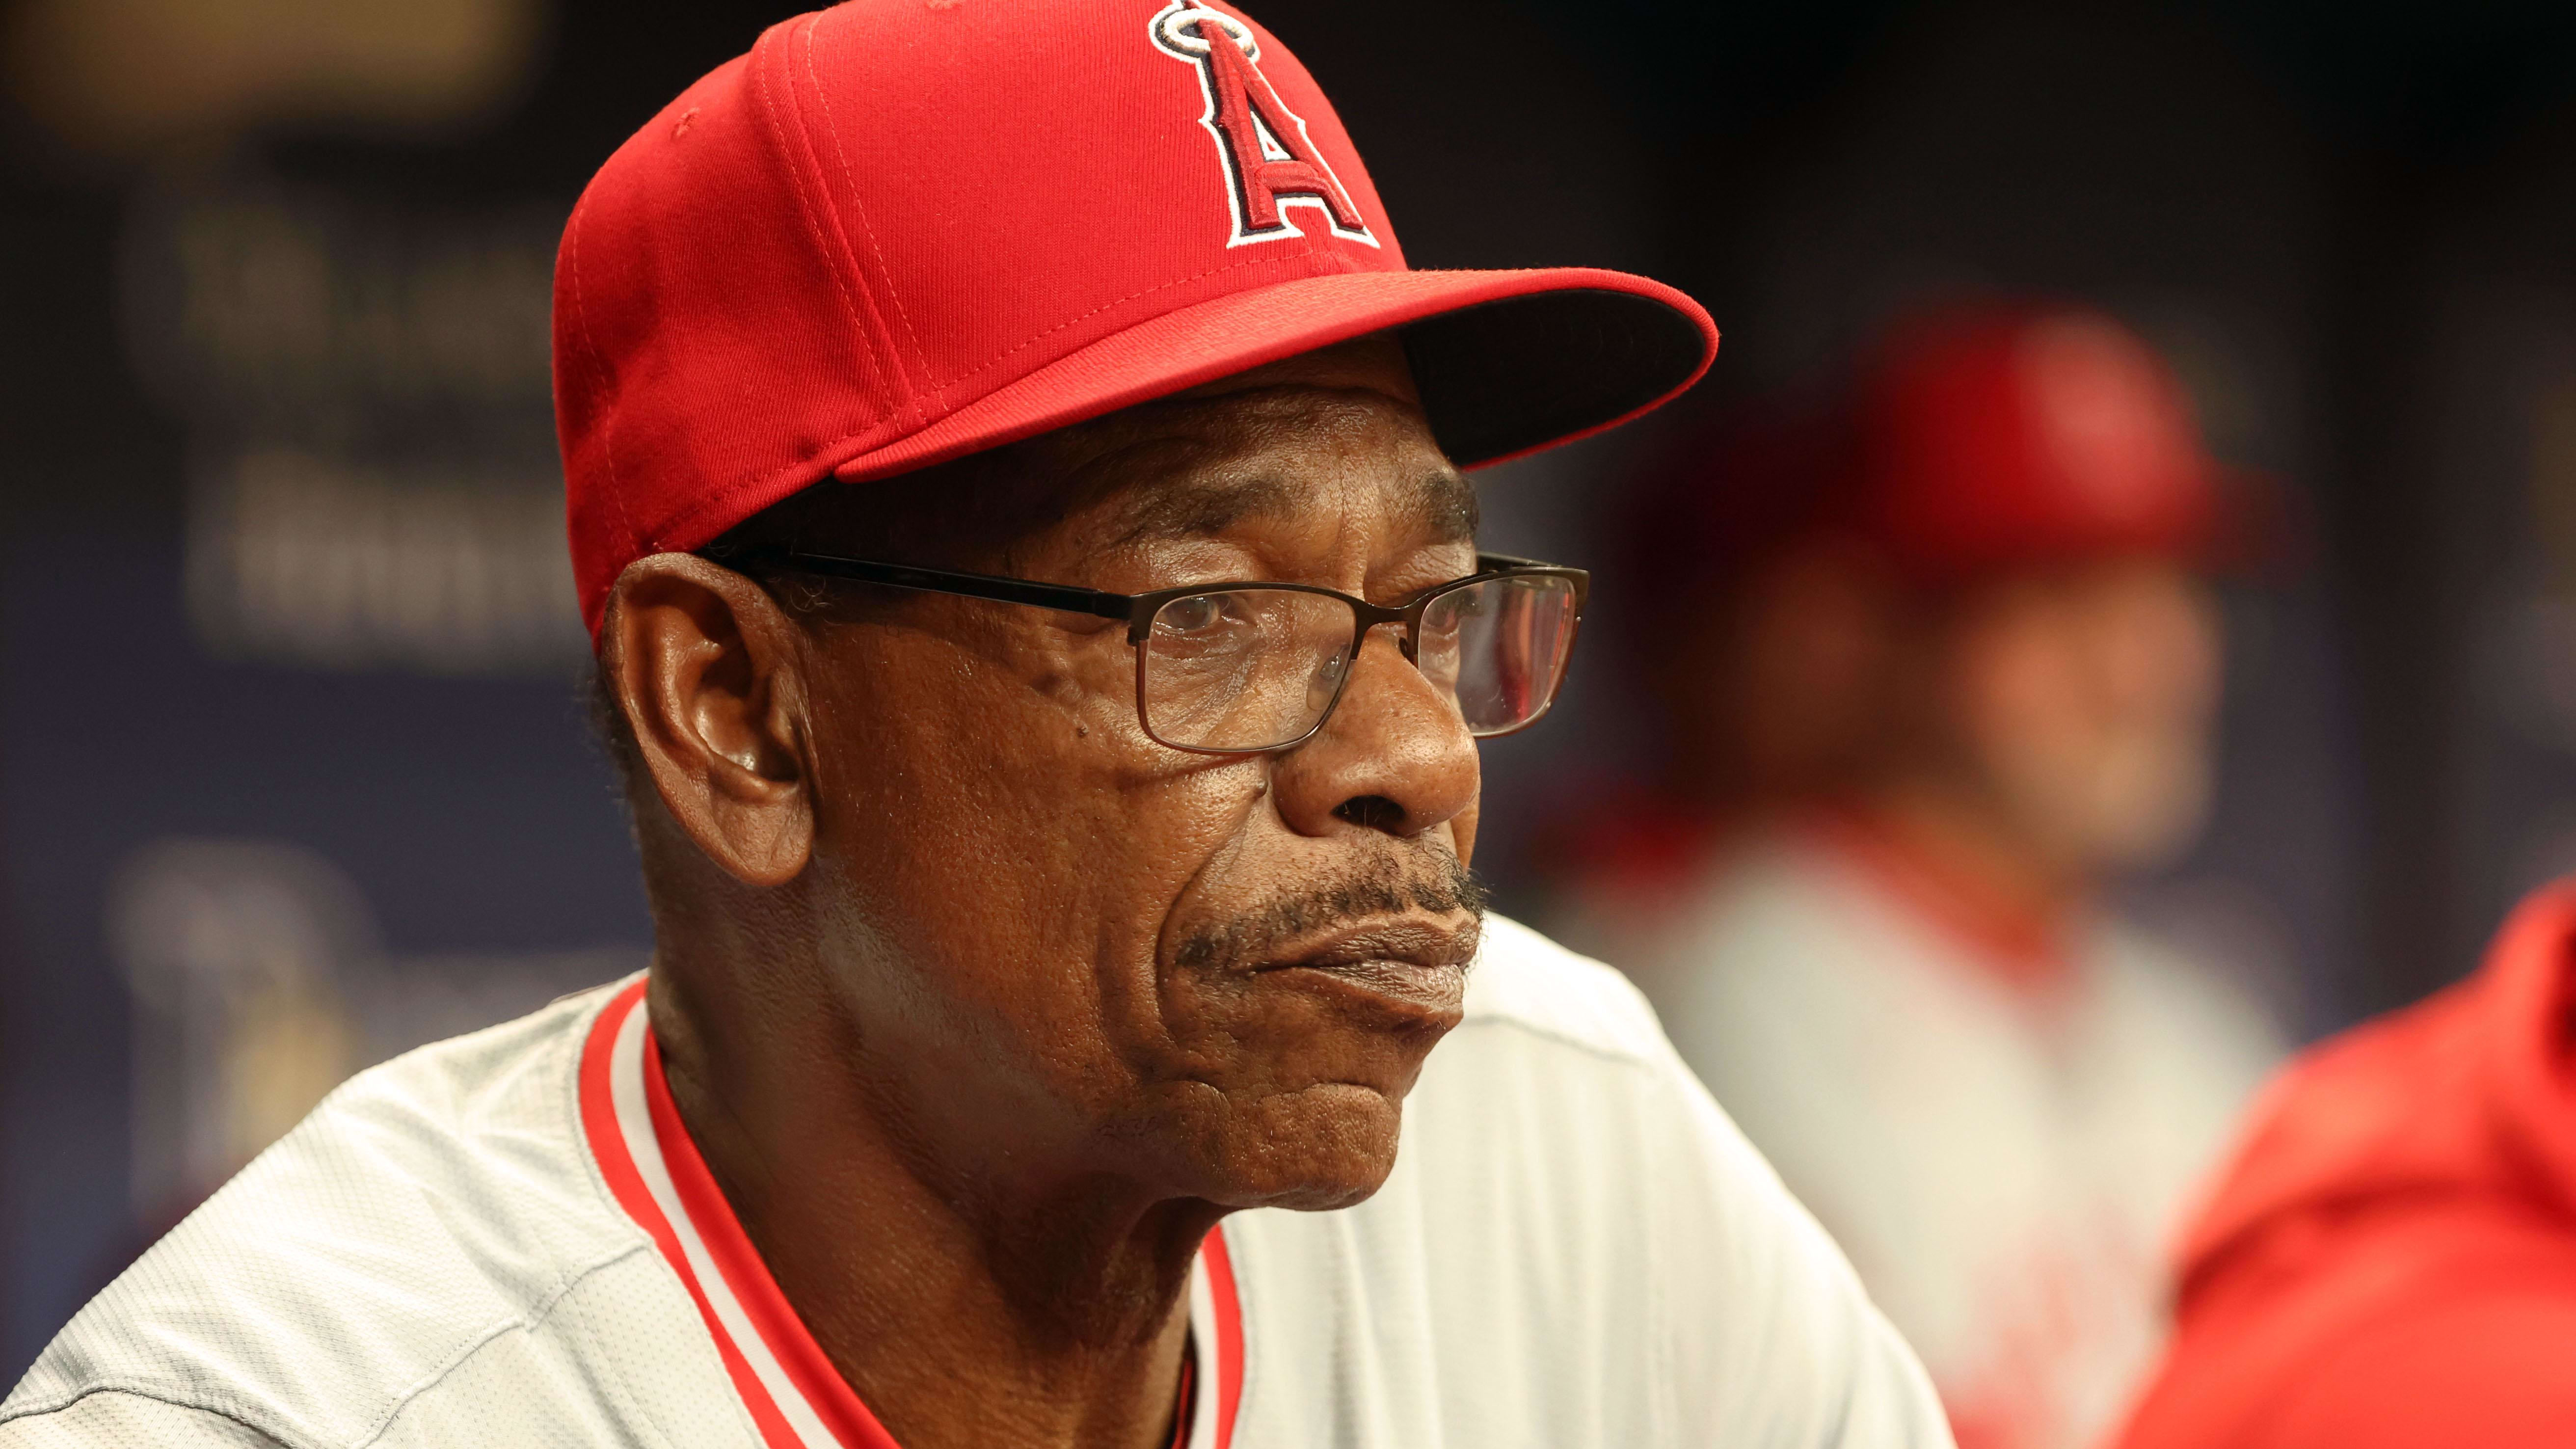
[1147,0,1379,251]
[1153,5,1259,61]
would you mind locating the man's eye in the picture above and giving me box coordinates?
[1158,594,1236,635]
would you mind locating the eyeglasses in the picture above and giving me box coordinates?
[739,548,1588,755]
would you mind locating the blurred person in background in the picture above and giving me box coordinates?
[2116,896,2576,1442]
[1553,302,2284,1449]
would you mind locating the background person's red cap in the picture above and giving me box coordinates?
[555,0,1719,641]
[1619,300,2264,621]
[1849,302,2224,577]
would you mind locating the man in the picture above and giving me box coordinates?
[1555,304,2281,1449]
[0,3,1948,1446]
[2117,886,2576,1448]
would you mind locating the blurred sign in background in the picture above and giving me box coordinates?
[142,182,577,671]
[10,0,2576,1386]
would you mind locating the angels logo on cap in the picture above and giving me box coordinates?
[1151,3,1379,249]
[553,0,1717,643]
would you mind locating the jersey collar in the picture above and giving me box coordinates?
[578,979,1245,1449]
[1803,806,2075,990]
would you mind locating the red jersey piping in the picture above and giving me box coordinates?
[578,979,1244,1449]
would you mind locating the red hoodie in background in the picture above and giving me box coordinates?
[2117,884,2576,1449]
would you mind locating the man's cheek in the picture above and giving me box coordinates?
[1133,762,1270,904]
[1025,762,1253,1038]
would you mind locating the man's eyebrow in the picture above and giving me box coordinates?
[1406,466,1480,544]
[1110,475,1302,547]
[1107,467,1480,548]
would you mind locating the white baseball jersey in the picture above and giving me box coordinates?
[1,914,1948,1449]
[1568,829,2279,1449]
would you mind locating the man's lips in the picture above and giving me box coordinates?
[1246,917,1478,1015]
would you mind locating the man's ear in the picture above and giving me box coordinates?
[601,554,815,888]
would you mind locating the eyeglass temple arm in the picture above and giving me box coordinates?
[769,550,1135,622]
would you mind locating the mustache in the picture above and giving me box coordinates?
[1175,855,1489,974]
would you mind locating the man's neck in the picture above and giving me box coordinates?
[644,964,1212,1449]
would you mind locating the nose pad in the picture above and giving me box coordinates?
[1304,622,1409,724]
[1306,640,1353,718]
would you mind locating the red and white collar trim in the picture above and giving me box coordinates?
[578,980,1245,1449]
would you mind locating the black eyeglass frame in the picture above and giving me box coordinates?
[731,547,1590,755]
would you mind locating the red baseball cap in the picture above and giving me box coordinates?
[555,0,1718,640]
[1849,303,2224,577]
[1622,302,2257,617]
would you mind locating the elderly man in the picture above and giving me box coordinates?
[0,3,1944,1447]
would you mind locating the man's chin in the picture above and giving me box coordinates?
[1195,1081,1410,1212]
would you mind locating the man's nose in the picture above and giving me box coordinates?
[1267,628,1479,842]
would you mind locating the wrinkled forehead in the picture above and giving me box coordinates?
[1030,381,1480,555]
[724,341,1476,571]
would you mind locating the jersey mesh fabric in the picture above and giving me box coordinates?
[0,988,757,1449]
[2,917,1950,1449]
[0,1394,287,1448]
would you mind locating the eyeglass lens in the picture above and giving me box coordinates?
[1139,575,1579,752]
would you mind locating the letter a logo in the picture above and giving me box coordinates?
[1150,3,1380,249]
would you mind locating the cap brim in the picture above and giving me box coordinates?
[827,267,1717,486]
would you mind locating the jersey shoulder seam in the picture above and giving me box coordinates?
[1449,1008,1664,1073]
[4,987,650,1448]
[336,979,646,1447]
[0,1240,657,1449]
[0,1386,286,1446]
[344,1237,657,1449]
